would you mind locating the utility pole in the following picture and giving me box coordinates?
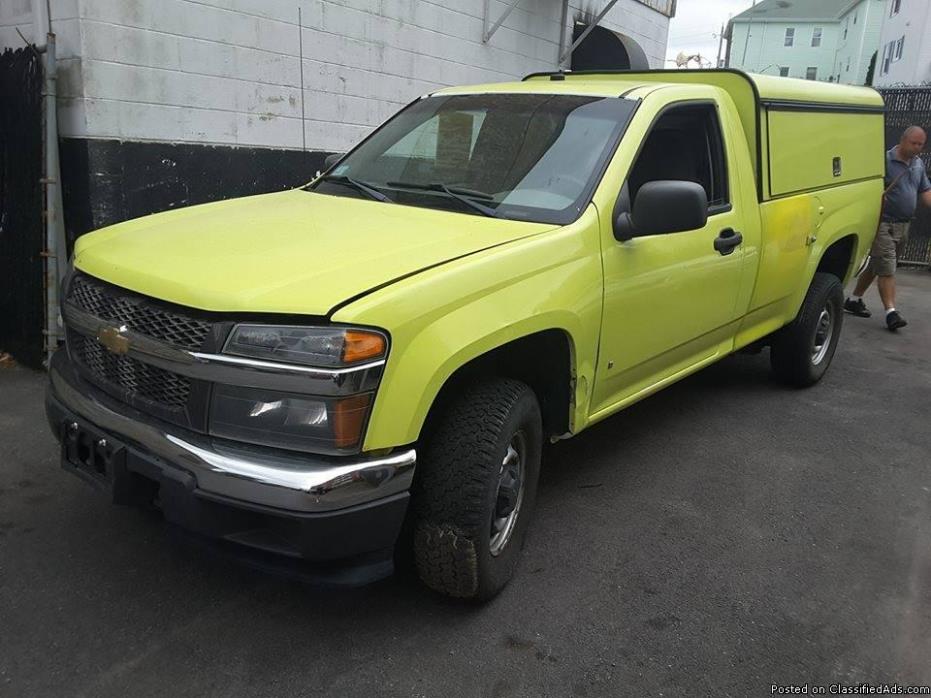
[716,22,725,67]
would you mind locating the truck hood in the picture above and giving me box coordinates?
[74,189,556,315]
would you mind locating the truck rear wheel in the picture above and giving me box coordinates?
[413,378,542,600]
[770,272,844,387]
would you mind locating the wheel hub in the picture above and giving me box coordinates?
[489,435,525,556]
[811,305,834,365]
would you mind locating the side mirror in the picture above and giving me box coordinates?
[613,180,709,241]
[324,153,342,170]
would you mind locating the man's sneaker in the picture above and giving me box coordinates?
[886,310,907,331]
[844,298,871,317]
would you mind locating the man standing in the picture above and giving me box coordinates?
[844,126,931,331]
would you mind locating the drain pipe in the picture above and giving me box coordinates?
[32,0,67,365]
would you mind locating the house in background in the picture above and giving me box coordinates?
[726,0,884,84]
[873,0,931,86]
[832,0,885,84]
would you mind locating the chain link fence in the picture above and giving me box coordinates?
[0,47,44,368]
[877,87,931,267]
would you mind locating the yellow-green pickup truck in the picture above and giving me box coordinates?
[46,69,884,600]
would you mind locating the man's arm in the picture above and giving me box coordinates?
[920,168,931,208]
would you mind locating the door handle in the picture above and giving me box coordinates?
[714,228,743,256]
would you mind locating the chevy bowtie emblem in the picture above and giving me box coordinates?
[97,325,131,355]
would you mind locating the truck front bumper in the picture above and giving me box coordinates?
[45,350,416,585]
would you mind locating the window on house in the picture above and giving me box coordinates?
[784,27,795,47]
[894,37,905,61]
[854,11,857,23]
[779,66,790,77]
[624,103,730,213]
[881,43,893,74]
[890,0,901,16]
[846,57,851,72]
[806,67,818,80]
[843,22,848,41]
[812,28,823,47]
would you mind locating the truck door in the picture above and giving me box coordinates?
[591,100,749,416]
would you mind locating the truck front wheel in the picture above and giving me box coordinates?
[413,378,542,600]
[770,271,845,387]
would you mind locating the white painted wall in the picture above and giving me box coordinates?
[1,0,671,152]
[874,0,931,86]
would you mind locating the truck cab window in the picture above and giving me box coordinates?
[626,103,729,213]
[313,93,637,225]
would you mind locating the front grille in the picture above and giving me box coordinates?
[68,273,211,350]
[73,333,191,409]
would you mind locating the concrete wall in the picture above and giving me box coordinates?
[2,0,671,153]
[874,0,931,86]
[729,20,840,81]
[1,0,670,239]
[833,0,884,85]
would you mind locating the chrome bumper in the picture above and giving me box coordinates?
[47,351,416,513]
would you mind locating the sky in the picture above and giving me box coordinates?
[665,0,757,68]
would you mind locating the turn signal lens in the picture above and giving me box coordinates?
[342,331,387,364]
[333,394,373,448]
[209,385,374,454]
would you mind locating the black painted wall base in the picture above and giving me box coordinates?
[60,138,330,248]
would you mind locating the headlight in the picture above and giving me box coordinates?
[224,325,386,367]
[213,324,387,453]
[210,384,373,454]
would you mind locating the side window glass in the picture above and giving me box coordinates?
[624,103,730,216]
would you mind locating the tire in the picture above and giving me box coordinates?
[770,272,845,387]
[413,378,542,601]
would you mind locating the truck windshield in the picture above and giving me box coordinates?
[308,93,637,225]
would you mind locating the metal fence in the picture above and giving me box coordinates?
[877,87,931,267]
[0,47,44,368]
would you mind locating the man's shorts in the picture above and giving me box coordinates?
[868,221,910,277]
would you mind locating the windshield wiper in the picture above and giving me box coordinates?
[314,174,393,203]
[386,181,498,218]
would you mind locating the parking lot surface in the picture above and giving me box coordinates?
[2,270,930,697]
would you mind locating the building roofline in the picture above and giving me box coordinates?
[837,0,863,18]
[730,16,842,24]
[730,0,861,24]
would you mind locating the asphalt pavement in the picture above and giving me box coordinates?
[2,270,930,697]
